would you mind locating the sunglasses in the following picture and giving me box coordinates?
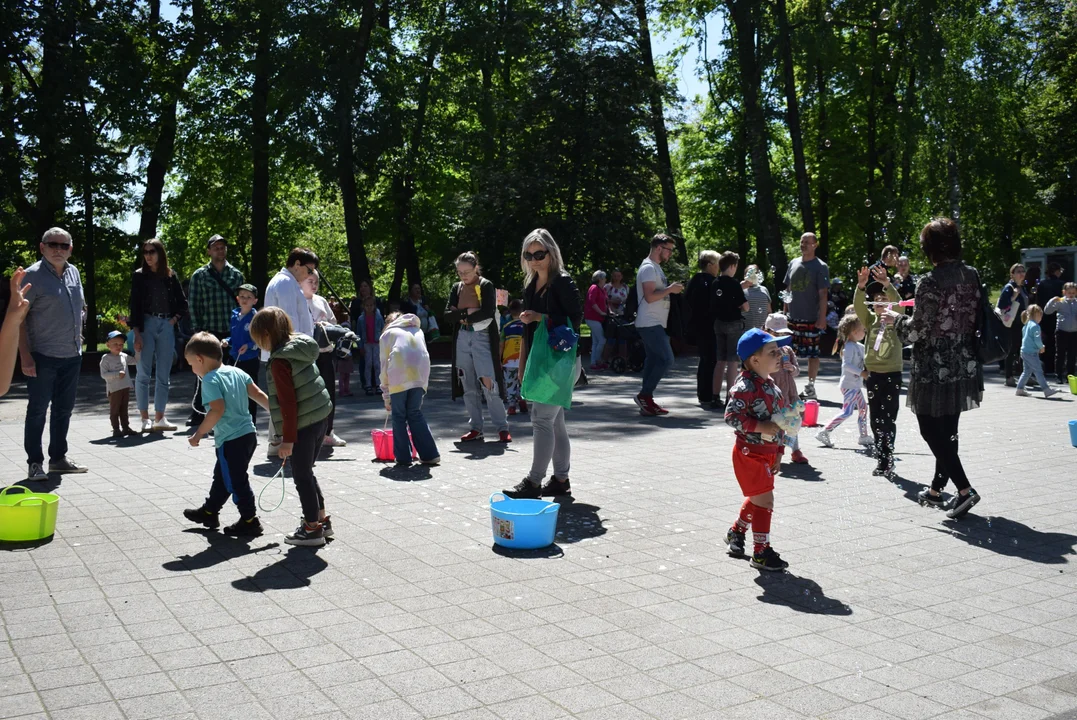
[44,241,71,250]
[143,248,158,255]
[523,250,549,262]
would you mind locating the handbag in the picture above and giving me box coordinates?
[522,320,577,409]
[994,292,1020,328]
[976,270,1009,365]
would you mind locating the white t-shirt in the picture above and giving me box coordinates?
[262,269,314,361]
[635,257,669,329]
[309,294,333,324]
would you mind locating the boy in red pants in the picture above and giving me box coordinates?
[724,328,792,572]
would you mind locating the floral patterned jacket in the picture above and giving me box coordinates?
[893,260,984,417]
[725,369,786,448]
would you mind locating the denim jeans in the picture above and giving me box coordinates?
[456,330,508,433]
[637,325,674,396]
[390,388,440,463]
[24,353,82,465]
[585,319,606,366]
[135,315,176,414]
[205,432,258,519]
[1017,352,1049,391]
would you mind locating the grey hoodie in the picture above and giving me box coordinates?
[1044,296,1077,333]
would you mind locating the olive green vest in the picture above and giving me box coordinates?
[267,334,332,433]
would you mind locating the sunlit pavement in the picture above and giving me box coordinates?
[2,359,1076,720]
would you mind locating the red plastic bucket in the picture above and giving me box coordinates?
[371,428,417,462]
[803,399,820,426]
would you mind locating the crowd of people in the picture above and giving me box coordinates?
[2,218,1073,564]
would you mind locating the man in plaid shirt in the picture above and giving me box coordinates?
[186,234,245,424]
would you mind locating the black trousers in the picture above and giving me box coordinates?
[292,419,328,523]
[1041,314,1058,374]
[1005,321,1023,379]
[866,371,902,461]
[916,413,970,493]
[696,331,716,403]
[316,352,337,435]
[235,357,261,424]
[1056,330,1077,382]
[205,432,258,519]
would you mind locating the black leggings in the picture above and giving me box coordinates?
[866,372,902,461]
[1005,321,1023,379]
[292,419,328,523]
[916,413,970,493]
[696,335,716,403]
[1056,331,1077,381]
[315,353,337,435]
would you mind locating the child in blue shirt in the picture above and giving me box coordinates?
[1016,305,1059,398]
[228,284,261,422]
[357,295,385,394]
[183,332,271,537]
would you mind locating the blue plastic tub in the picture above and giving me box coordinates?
[489,493,559,549]
[1069,420,1077,448]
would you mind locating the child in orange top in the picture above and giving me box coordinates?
[724,328,792,572]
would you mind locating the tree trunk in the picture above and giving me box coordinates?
[735,121,750,263]
[35,0,73,238]
[635,0,685,261]
[865,23,879,258]
[948,146,961,221]
[337,0,380,292]
[81,161,96,352]
[776,0,814,233]
[898,66,917,201]
[138,0,207,241]
[250,3,273,294]
[728,0,787,283]
[815,60,830,259]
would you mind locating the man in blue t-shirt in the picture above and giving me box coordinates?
[181,333,270,537]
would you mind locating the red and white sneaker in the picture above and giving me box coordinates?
[651,398,669,415]
[634,393,657,416]
[498,430,512,443]
[790,450,809,464]
[518,400,529,414]
[460,430,484,442]
[508,406,517,416]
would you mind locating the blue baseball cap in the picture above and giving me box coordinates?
[106,330,125,341]
[737,327,792,362]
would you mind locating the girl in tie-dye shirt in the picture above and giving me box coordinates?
[379,313,440,465]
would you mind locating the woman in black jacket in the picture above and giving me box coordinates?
[129,238,188,433]
[447,252,510,443]
[504,229,582,499]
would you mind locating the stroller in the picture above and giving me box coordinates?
[606,317,645,373]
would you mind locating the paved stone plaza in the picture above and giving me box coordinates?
[2,358,1076,720]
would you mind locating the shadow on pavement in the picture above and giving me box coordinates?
[886,472,927,503]
[935,515,1077,564]
[0,535,55,552]
[162,529,281,572]
[492,543,564,559]
[451,440,511,460]
[555,497,606,543]
[754,572,853,615]
[779,462,824,482]
[232,546,329,591]
[379,465,433,481]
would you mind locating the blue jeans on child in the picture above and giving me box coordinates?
[24,353,82,465]
[390,387,439,463]
[135,315,176,413]
[637,325,674,396]
[1017,352,1049,391]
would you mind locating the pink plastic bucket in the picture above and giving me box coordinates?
[803,399,820,426]
[371,429,417,462]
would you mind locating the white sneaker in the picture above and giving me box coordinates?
[267,443,282,460]
[1015,388,1030,397]
[801,383,817,400]
[153,418,177,432]
[858,435,875,448]
[323,433,347,448]
[141,418,154,433]
[1044,387,1059,399]
[816,430,834,448]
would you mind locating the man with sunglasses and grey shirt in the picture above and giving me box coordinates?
[18,227,90,481]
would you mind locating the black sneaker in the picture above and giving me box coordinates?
[917,488,946,507]
[112,429,124,439]
[183,507,220,529]
[503,479,542,499]
[321,516,334,538]
[223,516,263,537]
[285,521,326,547]
[540,477,571,497]
[750,546,789,572]
[726,529,746,556]
[186,413,203,427]
[710,396,726,412]
[872,457,894,477]
[945,489,981,519]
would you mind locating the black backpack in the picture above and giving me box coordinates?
[623,283,639,323]
[976,272,1009,365]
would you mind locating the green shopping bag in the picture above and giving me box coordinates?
[521,320,577,409]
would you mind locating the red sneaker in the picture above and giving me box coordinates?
[651,398,670,415]
[519,400,529,413]
[460,430,484,442]
[508,406,517,416]
[634,393,657,416]
[791,450,809,464]
[499,430,512,443]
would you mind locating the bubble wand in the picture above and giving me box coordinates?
[865,299,915,351]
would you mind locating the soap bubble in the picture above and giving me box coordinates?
[825,10,833,21]
[825,139,832,148]
[879,8,890,20]
[716,289,724,296]
[865,199,873,208]
[858,67,865,76]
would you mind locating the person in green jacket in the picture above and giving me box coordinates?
[250,306,334,547]
[854,265,907,477]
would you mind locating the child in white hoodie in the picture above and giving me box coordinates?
[380,313,440,467]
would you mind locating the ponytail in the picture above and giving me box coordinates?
[834,314,863,359]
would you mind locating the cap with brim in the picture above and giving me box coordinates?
[236,283,258,296]
[207,234,226,248]
[737,327,793,363]
[106,330,125,341]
